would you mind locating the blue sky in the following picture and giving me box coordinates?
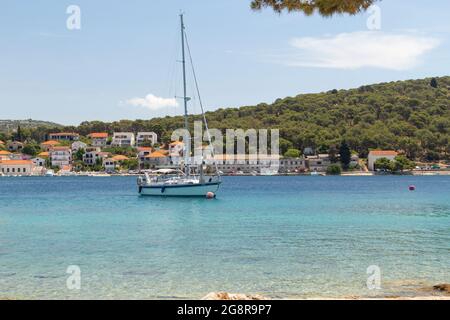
[1,0,449,125]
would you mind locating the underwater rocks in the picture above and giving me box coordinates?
[433,284,450,294]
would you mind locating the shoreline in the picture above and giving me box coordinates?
[1,171,450,177]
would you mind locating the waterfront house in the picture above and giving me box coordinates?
[40,140,60,151]
[306,154,332,172]
[169,141,184,155]
[103,155,130,172]
[103,158,116,172]
[83,147,110,166]
[144,151,169,168]
[206,154,281,174]
[7,141,24,152]
[279,157,307,173]
[111,132,135,147]
[88,133,109,147]
[111,155,129,162]
[0,150,12,161]
[0,160,34,176]
[71,141,87,152]
[368,150,398,171]
[136,132,157,146]
[32,157,47,167]
[48,132,80,141]
[50,146,72,168]
[137,147,152,169]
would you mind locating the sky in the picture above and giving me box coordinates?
[0,0,449,125]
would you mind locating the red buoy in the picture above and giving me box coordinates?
[409,185,416,191]
[206,192,215,199]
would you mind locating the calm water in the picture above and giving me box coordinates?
[0,176,449,299]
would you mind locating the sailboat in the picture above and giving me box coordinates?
[137,14,221,197]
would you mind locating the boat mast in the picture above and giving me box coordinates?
[180,13,190,175]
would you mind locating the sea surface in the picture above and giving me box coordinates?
[0,176,449,299]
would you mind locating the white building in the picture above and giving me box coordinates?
[50,147,72,168]
[88,133,109,147]
[111,132,135,147]
[7,141,24,152]
[137,147,153,169]
[103,158,116,172]
[0,160,34,176]
[279,158,307,173]
[32,157,47,167]
[368,150,398,171]
[204,154,281,174]
[72,141,87,152]
[169,141,184,155]
[306,154,332,172]
[83,147,110,166]
[48,132,79,141]
[136,132,157,146]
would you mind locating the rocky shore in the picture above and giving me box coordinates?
[201,284,450,300]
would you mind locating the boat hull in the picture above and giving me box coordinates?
[139,182,221,197]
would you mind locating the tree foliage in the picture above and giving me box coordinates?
[339,141,352,169]
[250,0,378,16]
[326,164,342,175]
[284,148,301,158]
[2,77,449,162]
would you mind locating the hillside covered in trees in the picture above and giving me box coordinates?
[1,76,449,161]
[0,119,62,133]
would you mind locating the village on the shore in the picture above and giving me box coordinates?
[0,130,449,177]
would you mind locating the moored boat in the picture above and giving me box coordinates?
[137,14,221,197]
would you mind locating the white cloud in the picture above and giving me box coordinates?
[125,94,178,110]
[284,31,440,70]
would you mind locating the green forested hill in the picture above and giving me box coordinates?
[2,77,449,161]
[0,119,62,133]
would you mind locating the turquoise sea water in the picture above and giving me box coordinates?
[0,176,449,299]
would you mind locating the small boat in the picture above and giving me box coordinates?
[45,169,55,177]
[137,14,221,197]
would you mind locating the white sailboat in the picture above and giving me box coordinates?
[137,14,221,197]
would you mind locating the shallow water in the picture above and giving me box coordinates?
[0,176,449,299]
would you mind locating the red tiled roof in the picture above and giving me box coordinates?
[369,150,398,156]
[41,140,60,146]
[38,152,49,157]
[111,155,129,161]
[88,133,108,138]
[0,160,33,165]
[146,151,167,158]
